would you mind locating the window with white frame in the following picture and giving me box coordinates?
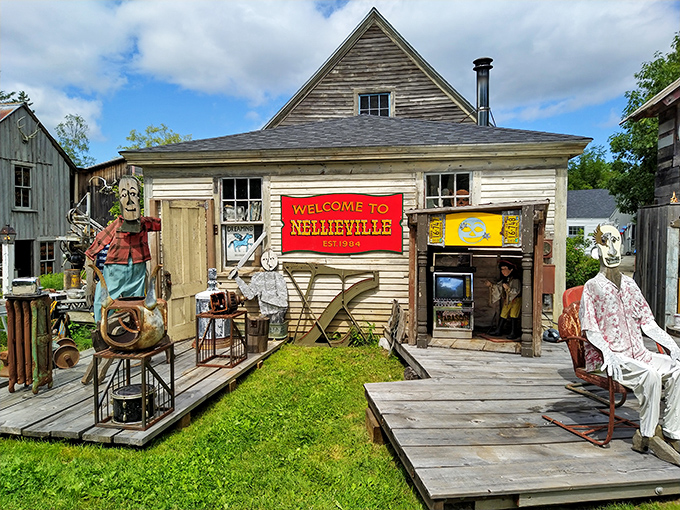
[221,177,263,267]
[568,226,584,237]
[14,165,31,208]
[358,92,390,117]
[425,172,471,208]
[40,241,55,274]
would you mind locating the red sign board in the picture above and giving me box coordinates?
[281,193,403,254]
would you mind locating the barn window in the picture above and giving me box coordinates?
[40,241,55,274]
[425,172,471,208]
[221,178,264,267]
[568,226,585,237]
[14,165,31,208]
[358,93,390,116]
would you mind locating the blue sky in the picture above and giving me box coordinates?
[1,0,678,166]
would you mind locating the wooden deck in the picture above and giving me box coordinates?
[365,341,680,510]
[0,338,284,446]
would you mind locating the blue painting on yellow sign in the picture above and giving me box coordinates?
[445,211,518,247]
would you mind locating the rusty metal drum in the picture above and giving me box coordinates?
[112,384,156,423]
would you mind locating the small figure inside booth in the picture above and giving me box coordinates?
[486,260,521,339]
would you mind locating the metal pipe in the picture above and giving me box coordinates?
[473,57,493,126]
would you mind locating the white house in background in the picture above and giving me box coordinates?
[567,188,635,254]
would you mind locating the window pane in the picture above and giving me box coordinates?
[426,175,440,197]
[236,179,248,199]
[456,174,470,193]
[48,243,54,258]
[15,168,21,186]
[23,169,30,187]
[223,180,234,200]
[249,178,261,199]
[370,95,378,109]
[249,202,262,222]
[360,95,368,111]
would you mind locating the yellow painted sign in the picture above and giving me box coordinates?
[445,212,504,247]
[428,216,444,245]
[503,215,520,245]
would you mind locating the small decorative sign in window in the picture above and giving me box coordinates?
[281,193,403,254]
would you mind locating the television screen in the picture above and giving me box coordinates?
[434,273,471,300]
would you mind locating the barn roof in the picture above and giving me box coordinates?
[567,189,618,219]
[122,115,590,156]
[623,77,680,123]
[263,7,476,129]
[0,102,78,170]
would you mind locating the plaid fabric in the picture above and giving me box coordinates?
[85,216,161,265]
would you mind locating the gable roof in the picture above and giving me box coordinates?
[0,102,78,170]
[623,77,680,123]
[122,115,590,165]
[567,189,618,219]
[263,8,476,129]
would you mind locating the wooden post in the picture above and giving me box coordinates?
[520,206,535,357]
[416,214,429,348]
[532,209,545,357]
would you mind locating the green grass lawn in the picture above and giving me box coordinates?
[0,345,422,510]
[3,344,680,510]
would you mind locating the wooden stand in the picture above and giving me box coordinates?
[93,338,174,431]
[195,310,248,368]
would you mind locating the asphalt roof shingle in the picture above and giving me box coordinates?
[567,189,618,218]
[122,115,591,154]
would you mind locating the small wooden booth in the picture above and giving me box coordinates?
[408,200,549,357]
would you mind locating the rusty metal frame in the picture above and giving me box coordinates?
[93,339,174,431]
[195,310,248,368]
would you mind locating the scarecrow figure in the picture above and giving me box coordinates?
[234,249,288,325]
[580,224,680,465]
[486,260,522,339]
[85,175,161,348]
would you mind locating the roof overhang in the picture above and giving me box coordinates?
[123,140,590,169]
[622,77,680,123]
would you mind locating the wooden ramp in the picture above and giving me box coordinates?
[365,342,680,510]
[0,339,284,446]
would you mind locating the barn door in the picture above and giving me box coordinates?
[160,199,211,341]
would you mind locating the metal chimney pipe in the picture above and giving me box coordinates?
[473,57,493,126]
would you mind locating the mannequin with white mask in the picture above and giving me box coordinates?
[580,224,680,464]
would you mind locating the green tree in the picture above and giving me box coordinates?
[565,230,600,289]
[118,123,192,150]
[568,145,613,190]
[55,114,96,167]
[0,90,32,108]
[608,32,680,214]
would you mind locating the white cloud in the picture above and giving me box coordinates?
[1,0,678,129]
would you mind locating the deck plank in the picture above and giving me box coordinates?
[1,338,284,447]
[366,341,679,509]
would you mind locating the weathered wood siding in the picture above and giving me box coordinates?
[274,25,474,127]
[145,155,566,339]
[636,203,680,327]
[268,173,414,336]
[0,106,72,275]
[654,106,680,205]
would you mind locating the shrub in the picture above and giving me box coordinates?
[39,272,64,291]
[566,231,600,289]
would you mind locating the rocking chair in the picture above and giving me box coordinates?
[542,286,638,447]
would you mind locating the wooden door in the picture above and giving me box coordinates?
[160,199,210,341]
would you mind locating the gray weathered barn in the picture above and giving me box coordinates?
[0,103,75,279]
